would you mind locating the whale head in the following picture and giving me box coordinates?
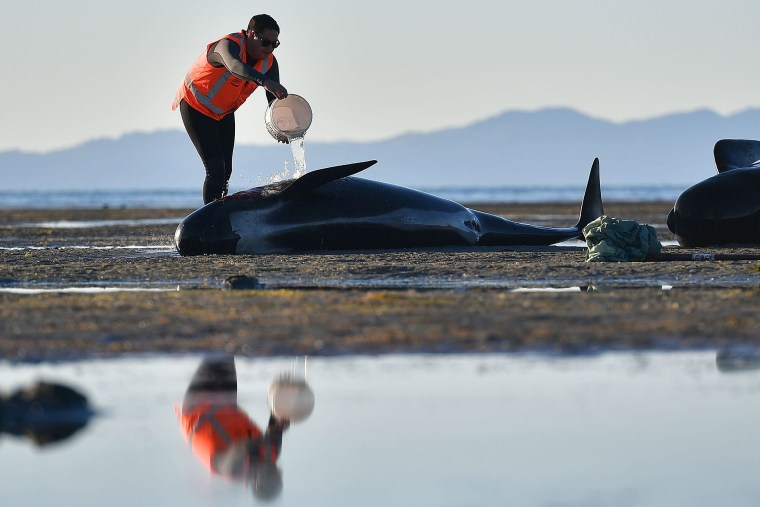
[174,199,241,255]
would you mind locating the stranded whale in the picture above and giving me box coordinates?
[667,139,760,246]
[174,159,604,255]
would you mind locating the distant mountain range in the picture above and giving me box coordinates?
[2,107,759,191]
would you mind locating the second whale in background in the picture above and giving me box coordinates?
[668,139,760,246]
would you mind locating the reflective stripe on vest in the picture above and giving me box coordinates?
[183,72,230,115]
[181,32,272,116]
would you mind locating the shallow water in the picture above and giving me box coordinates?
[2,351,760,507]
[0,287,179,294]
[9,218,184,229]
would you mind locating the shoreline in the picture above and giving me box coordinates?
[2,201,760,362]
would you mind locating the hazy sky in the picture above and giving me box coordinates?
[3,0,760,152]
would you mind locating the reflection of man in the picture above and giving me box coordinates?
[178,355,289,500]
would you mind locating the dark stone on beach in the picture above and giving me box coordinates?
[0,381,95,446]
[223,275,264,290]
[99,334,123,344]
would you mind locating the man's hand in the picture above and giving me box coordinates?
[264,79,288,100]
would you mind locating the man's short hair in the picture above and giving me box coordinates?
[248,14,280,34]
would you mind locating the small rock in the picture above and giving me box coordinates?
[223,275,263,290]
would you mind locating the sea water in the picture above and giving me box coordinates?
[0,186,684,209]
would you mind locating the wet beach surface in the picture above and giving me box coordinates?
[2,201,760,361]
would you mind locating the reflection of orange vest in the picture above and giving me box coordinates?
[180,403,262,471]
[173,31,274,120]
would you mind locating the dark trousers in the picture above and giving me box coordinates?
[180,100,236,204]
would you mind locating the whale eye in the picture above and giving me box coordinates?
[464,220,481,232]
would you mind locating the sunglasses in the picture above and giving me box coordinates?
[256,34,280,49]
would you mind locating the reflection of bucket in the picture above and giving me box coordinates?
[267,375,315,423]
[265,94,313,142]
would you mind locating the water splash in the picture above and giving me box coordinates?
[268,135,307,183]
[267,159,292,184]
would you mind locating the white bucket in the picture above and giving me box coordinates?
[264,94,313,142]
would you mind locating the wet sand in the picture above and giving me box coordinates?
[2,201,760,362]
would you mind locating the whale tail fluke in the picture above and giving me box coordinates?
[573,158,604,231]
[714,139,760,173]
[473,157,605,246]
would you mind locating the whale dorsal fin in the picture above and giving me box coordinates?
[714,139,760,173]
[280,160,377,200]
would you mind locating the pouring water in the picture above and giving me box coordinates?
[288,135,307,178]
[265,95,313,179]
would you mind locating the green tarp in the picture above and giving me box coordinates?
[582,215,662,262]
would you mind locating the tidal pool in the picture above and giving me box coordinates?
[1,351,759,506]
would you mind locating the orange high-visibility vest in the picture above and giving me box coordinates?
[173,31,274,120]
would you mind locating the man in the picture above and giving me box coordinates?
[173,14,288,204]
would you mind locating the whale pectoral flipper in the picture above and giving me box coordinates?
[280,160,378,200]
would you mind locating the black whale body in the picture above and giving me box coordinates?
[175,159,604,255]
[667,139,760,247]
